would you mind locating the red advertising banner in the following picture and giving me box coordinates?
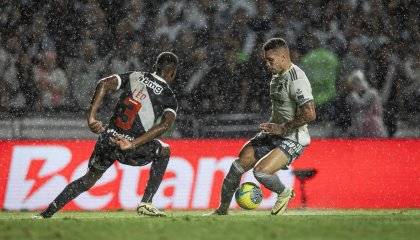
[0,139,419,210]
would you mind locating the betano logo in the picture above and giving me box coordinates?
[2,140,419,210]
[2,145,293,210]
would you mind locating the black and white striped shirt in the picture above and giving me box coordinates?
[108,71,177,138]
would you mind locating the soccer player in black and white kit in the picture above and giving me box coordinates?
[36,52,179,218]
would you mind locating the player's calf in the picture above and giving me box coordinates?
[253,169,286,194]
[253,168,294,215]
[216,160,245,214]
[141,145,170,203]
[39,169,103,218]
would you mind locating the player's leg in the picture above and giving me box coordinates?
[141,142,170,203]
[253,139,301,215]
[39,167,105,218]
[125,140,170,216]
[253,148,290,196]
[38,133,113,218]
[214,142,259,214]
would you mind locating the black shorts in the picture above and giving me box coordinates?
[249,132,305,165]
[88,132,167,171]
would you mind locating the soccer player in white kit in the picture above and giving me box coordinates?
[211,38,316,215]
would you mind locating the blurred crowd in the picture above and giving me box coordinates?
[0,0,419,137]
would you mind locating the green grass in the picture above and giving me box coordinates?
[0,210,419,240]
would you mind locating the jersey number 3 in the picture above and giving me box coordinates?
[115,97,142,130]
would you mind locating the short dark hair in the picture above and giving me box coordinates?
[155,52,178,73]
[263,38,288,51]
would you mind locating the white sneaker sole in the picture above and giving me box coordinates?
[136,205,166,217]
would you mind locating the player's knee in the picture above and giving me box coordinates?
[235,158,252,172]
[238,150,257,171]
[239,144,254,159]
[253,165,271,175]
[238,145,257,169]
[156,140,170,158]
[160,145,170,158]
[253,168,272,183]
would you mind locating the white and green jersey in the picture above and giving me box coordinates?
[269,64,313,146]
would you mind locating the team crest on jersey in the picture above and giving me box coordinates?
[140,77,163,95]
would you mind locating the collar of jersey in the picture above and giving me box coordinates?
[152,72,167,83]
[274,64,295,79]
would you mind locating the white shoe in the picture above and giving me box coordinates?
[136,202,166,217]
[271,189,295,215]
[32,214,45,220]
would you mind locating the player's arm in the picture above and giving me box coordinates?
[111,111,176,150]
[261,76,315,136]
[260,101,316,135]
[283,100,316,132]
[87,75,119,134]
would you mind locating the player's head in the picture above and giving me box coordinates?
[263,38,291,74]
[155,52,179,82]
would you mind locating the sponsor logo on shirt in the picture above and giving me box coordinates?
[141,77,163,95]
[106,128,134,141]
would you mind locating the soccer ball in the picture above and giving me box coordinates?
[235,182,263,210]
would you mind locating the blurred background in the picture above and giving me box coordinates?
[0,0,419,139]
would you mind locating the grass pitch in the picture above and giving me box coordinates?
[0,209,419,240]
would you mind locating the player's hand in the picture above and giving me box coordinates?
[88,119,105,134]
[110,135,134,151]
[259,123,286,136]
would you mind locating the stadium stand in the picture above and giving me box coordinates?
[0,0,418,138]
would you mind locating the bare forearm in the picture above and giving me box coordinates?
[284,115,311,132]
[87,82,107,121]
[87,76,118,121]
[284,101,316,132]
[132,124,168,147]
[261,101,315,136]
